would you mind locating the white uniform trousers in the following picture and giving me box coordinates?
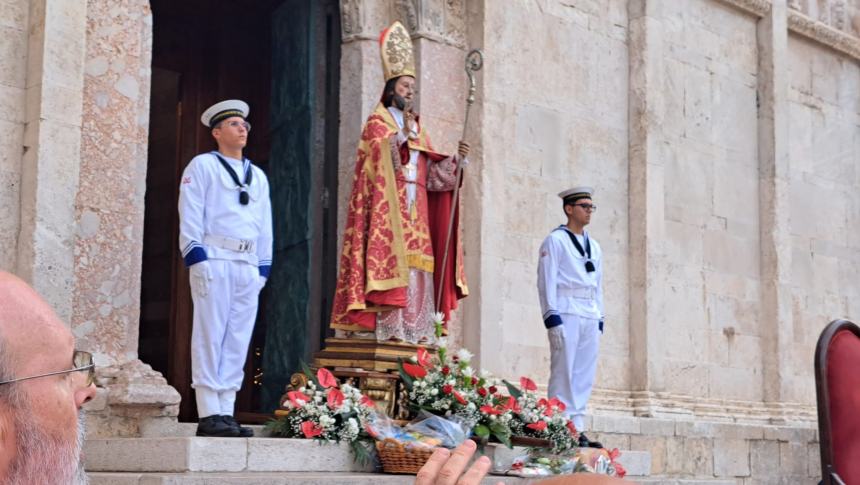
[547,313,600,431]
[190,259,260,418]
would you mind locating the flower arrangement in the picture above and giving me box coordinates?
[265,365,377,463]
[398,314,580,454]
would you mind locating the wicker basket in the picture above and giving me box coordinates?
[375,438,437,474]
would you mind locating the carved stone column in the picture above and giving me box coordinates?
[627,0,670,417]
[757,0,795,415]
[16,0,87,323]
[75,0,179,437]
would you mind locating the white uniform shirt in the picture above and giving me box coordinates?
[537,226,604,325]
[178,152,273,275]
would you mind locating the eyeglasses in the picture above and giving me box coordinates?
[223,120,251,132]
[0,350,95,387]
[574,203,597,212]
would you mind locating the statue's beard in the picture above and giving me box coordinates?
[8,408,88,485]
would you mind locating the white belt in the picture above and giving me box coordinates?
[557,287,596,299]
[203,234,256,254]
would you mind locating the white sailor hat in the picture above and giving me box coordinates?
[558,186,594,203]
[201,99,250,128]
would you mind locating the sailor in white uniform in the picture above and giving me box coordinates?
[178,99,273,437]
[537,186,604,448]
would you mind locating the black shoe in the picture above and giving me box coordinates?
[222,415,254,437]
[577,432,603,449]
[196,415,239,437]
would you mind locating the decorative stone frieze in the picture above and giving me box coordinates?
[788,7,860,59]
[392,0,467,47]
[715,0,773,17]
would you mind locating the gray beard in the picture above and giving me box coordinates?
[7,409,88,485]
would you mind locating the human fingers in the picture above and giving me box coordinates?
[455,454,492,485]
[415,447,451,485]
[435,439,478,485]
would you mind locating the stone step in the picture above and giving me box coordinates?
[88,472,539,485]
[634,479,739,485]
[86,436,650,477]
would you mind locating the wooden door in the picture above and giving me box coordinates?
[139,0,339,422]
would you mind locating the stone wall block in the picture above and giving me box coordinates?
[589,432,630,451]
[713,438,751,477]
[750,439,780,477]
[666,436,714,476]
[631,435,668,474]
[591,415,642,434]
[779,441,810,476]
[0,24,27,87]
[807,443,821,478]
[763,425,816,442]
[639,418,677,437]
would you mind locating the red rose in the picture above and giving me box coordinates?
[442,385,453,394]
[441,366,451,375]
[488,386,498,394]
[477,387,488,397]
[471,377,478,385]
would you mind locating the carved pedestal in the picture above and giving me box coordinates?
[281,338,430,419]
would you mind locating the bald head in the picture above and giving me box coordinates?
[0,272,72,381]
[0,271,95,484]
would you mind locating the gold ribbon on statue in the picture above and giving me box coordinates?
[435,49,484,311]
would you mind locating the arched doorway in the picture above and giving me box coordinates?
[138,0,340,422]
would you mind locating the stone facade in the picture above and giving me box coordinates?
[0,0,859,479]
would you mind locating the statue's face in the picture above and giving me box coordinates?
[394,76,417,104]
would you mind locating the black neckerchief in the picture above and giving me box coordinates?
[560,227,595,273]
[213,152,252,205]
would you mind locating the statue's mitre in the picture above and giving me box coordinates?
[379,21,415,82]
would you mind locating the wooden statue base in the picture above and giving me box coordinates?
[281,338,433,419]
[312,337,429,372]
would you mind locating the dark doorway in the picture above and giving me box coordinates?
[139,0,340,422]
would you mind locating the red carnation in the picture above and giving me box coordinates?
[359,395,375,408]
[520,377,538,392]
[287,391,311,408]
[317,368,337,388]
[416,347,432,368]
[403,362,428,379]
[301,421,323,438]
[526,421,547,432]
[327,388,344,409]
[566,421,578,436]
[442,385,453,394]
[453,390,467,405]
[480,405,501,415]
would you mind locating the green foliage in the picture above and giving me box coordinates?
[301,360,320,387]
[349,439,375,467]
[489,420,512,448]
[397,358,414,391]
[502,379,522,399]
[264,416,292,437]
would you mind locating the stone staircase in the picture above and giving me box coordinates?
[84,425,651,484]
[86,414,821,484]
